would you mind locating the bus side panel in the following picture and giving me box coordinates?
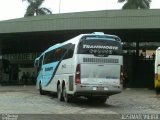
[44,75,60,92]
[43,57,76,92]
[41,62,59,87]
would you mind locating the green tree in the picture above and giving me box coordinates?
[118,0,151,9]
[23,0,52,17]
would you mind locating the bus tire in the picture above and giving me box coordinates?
[57,84,64,101]
[39,82,47,95]
[63,85,72,102]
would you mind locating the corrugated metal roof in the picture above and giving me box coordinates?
[0,9,160,33]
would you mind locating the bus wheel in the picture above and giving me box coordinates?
[63,85,72,102]
[39,82,47,95]
[57,84,64,101]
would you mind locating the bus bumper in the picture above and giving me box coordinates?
[74,84,122,97]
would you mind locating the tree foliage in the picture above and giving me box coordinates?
[23,0,52,17]
[118,0,151,9]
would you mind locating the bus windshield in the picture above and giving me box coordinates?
[77,37,122,57]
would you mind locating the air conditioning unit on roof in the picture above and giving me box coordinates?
[92,32,105,35]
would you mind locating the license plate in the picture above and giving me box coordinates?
[97,87,104,91]
[93,87,97,90]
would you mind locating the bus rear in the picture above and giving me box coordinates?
[74,33,123,99]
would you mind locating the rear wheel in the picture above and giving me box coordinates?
[57,84,64,101]
[39,82,47,95]
[63,85,72,102]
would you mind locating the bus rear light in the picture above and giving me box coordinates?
[120,66,123,85]
[75,64,81,84]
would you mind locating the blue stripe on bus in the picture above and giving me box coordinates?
[44,61,62,86]
[41,62,59,86]
[40,43,74,87]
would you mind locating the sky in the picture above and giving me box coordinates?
[0,0,159,21]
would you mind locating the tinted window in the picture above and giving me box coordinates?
[44,50,55,64]
[43,43,75,64]
[63,44,75,60]
[54,48,64,61]
[78,38,122,56]
[44,48,65,64]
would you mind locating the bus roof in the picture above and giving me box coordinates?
[36,32,121,59]
[79,32,121,42]
[46,43,62,52]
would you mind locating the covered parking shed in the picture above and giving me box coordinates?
[0,9,160,87]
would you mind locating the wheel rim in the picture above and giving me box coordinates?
[58,85,61,100]
[63,86,67,101]
[39,83,42,93]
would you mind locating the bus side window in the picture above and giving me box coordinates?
[43,50,56,64]
[54,48,63,61]
[44,52,50,64]
[68,45,75,58]
[63,44,75,60]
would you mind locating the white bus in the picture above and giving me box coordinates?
[34,32,123,103]
[154,47,160,93]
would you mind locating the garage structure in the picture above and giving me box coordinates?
[0,9,160,87]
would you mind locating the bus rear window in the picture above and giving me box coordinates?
[77,38,122,56]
